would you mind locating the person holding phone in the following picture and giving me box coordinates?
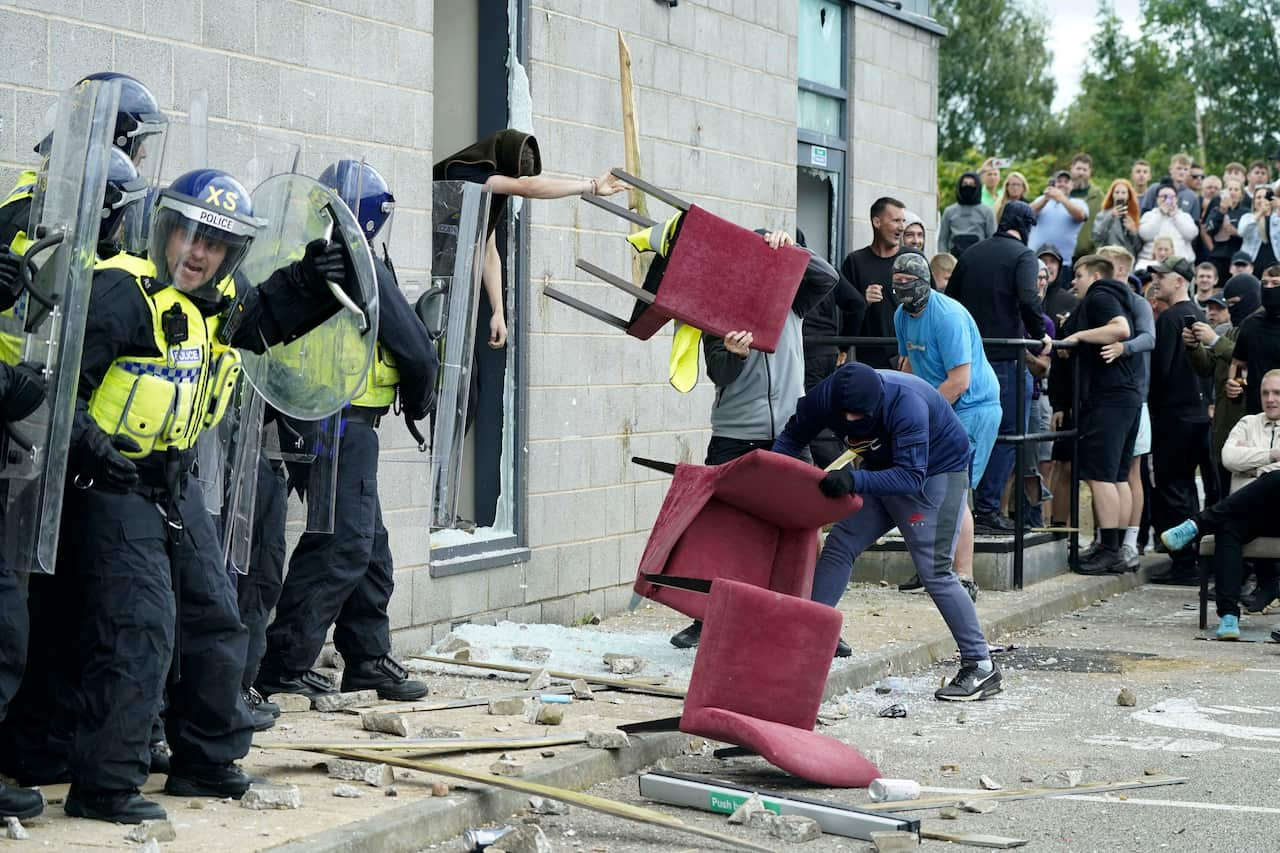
[1091,179,1144,259]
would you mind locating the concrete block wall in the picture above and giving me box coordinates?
[847,4,940,254]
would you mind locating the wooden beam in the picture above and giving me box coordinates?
[864,776,1189,813]
[618,30,651,288]
[256,733,588,755]
[920,829,1028,849]
[407,655,688,699]
[318,748,775,853]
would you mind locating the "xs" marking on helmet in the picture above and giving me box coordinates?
[204,186,239,212]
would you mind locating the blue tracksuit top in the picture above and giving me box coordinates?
[772,364,972,496]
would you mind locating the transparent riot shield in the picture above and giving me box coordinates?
[1,79,120,573]
[425,181,491,530]
[264,412,341,534]
[219,382,266,573]
[236,174,379,420]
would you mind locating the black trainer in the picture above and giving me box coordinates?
[1074,546,1124,575]
[147,740,171,776]
[670,620,702,649]
[0,782,43,820]
[834,638,852,658]
[935,661,1002,701]
[246,686,281,718]
[243,689,276,733]
[898,574,924,592]
[1148,560,1199,586]
[164,763,262,799]
[340,655,428,701]
[64,787,164,823]
[255,667,337,701]
[973,512,1015,534]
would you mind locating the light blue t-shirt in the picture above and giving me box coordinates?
[1027,195,1087,262]
[894,291,1001,413]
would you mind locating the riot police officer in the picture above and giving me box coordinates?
[63,168,352,823]
[256,161,437,702]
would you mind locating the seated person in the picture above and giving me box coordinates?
[1161,369,1280,639]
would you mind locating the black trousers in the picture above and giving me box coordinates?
[705,436,774,466]
[236,455,288,689]
[71,481,254,791]
[263,420,393,673]
[1200,470,1280,617]
[1151,415,1211,569]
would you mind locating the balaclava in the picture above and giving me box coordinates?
[1224,274,1261,327]
[956,171,981,206]
[892,250,932,315]
[998,201,1037,245]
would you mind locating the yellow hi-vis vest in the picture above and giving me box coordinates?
[0,170,39,366]
[350,342,399,409]
[86,253,242,458]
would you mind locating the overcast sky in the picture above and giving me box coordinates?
[1043,0,1144,112]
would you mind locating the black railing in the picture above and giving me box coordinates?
[805,336,1082,589]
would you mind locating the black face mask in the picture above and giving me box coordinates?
[957,183,980,205]
[1263,286,1280,317]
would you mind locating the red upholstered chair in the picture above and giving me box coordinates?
[632,450,861,621]
[543,171,810,353]
[679,579,882,787]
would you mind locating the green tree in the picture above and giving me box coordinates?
[935,0,1058,162]
[1142,0,1280,166]
[1059,2,1198,179]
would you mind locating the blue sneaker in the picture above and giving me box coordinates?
[1216,614,1240,641]
[1160,519,1198,552]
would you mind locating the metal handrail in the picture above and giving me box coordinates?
[806,335,1082,588]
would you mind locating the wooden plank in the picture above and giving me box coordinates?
[618,30,651,288]
[921,829,1028,849]
[257,733,588,755]
[353,685,578,716]
[865,776,1189,813]
[407,655,688,699]
[318,748,775,853]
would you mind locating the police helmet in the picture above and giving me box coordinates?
[318,160,395,242]
[149,169,259,290]
[36,73,166,163]
[99,147,150,247]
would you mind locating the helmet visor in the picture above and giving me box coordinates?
[149,198,254,292]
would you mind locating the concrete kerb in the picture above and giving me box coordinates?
[271,568,1147,852]
[266,730,692,853]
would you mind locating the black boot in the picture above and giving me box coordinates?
[0,782,43,820]
[973,512,1015,534]
[669,621,702,649]
[64,787,164,823]
[340,655,428,701]
[255,666,337,701]
[243,688,276,733]
[247,686,281,718]
[1075,528,1125,575]
[834,638,852,658]
[164,762,262,799]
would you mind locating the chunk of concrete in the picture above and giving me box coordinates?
[585,730,630,750]
[135,840,161,853]
[5,817,28,840]
[488,824,553,853]
[332,784,363,798]
[524,703,565,726]
[327,759,395,788]
[361,710,409,737]
[416,726,463,739]
[512,646,551,664]
[1117,687,1137,707]
[602,653,645,675]
[1043,769,1084,789]
[979,775,1002,790]
[871,830,919,852]
[268,693,312,713]
[490,756,524,777]
[437,634,470,654]
[960,799,998,814]
[489,697,527,716]
[125,820,176,843]
[570,679,595,700]
[525,668,552,691]
[240,784,302,810]
[727,792,769,825]
[431,782,450,797]
[312,690,378,712]
[769,814,823,843]
[528,795,569,815]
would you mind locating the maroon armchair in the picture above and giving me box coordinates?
[632,450,862,620]
[679,578,882,787]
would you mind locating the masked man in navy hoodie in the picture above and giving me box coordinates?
[773,363,1000,701]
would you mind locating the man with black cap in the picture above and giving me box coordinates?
[947,201,1053,533]
[1229,250,1254,280]
[1145,256,1212,584]
[1037,244,1077,323]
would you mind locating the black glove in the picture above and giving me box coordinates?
[0,254,22,313]
[77,429,141,493]
[1,362,46,422]
[299,238,350,293]
[818,468,855,498]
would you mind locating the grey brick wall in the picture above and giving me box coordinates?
[1,0,941,658]
[848,5,941,253]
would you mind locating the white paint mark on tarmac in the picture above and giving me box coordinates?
[1133,698,1280,742]
[1081,734,1222,753]
[921,787,1280,815]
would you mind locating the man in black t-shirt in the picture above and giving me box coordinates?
[1058,255,1141,574]
[1145,257,1212,585]
[840,197,903,369]
[1231,264,1280,414]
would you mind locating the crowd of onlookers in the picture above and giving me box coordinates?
[809,149,1280,633]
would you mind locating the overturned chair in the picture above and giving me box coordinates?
[543,169,811,353]
[631,450,861,621]
[633,577,882,788]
